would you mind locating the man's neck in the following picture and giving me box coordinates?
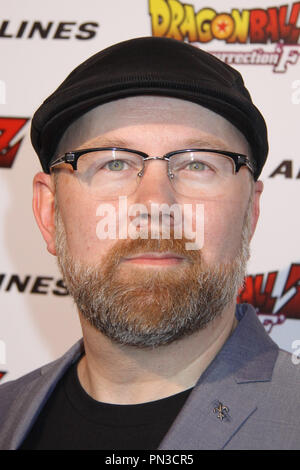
[76,302,238,405]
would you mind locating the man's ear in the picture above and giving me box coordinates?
[249,179,264,241]
[32,172,57,256]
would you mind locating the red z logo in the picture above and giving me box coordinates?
[0,371,6,382]
[238,263,300,319]
[0,117,29,168]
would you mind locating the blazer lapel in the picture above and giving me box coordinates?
[158,304,279,450]
[159,373,258,450]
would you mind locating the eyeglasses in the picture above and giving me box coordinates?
[49,147,255,200]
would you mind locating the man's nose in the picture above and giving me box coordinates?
[128,159,181,233]
[133,159,178,206]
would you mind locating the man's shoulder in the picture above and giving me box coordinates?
[229,348,300,449]
[0,339,84,419]
[246,348,300,431]
[271,347,300,391]
[0,339,84,449]
[0,356,63,401]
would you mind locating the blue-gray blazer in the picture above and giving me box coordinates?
[1,303,300,450]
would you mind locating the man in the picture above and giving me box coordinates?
[0,37,299,450]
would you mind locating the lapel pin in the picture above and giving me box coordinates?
[213,402,229,421]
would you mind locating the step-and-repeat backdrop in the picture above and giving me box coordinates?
[0,0,299,383]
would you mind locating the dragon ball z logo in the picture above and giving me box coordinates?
[0,117,29,168]
[149,0,300,72]
[237,263,300,332]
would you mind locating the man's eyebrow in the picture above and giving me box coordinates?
[79,137,134,149]
[180,138,232,151]
[79,136,231,151]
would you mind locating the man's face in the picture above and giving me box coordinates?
[37,96,263,348]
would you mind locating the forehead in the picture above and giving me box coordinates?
[56,95,250,155]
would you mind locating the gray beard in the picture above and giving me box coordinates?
[55,193,253,348]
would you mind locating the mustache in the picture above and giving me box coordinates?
[105,233,202,268]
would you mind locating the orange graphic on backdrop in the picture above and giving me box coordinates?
[211,14,234,40]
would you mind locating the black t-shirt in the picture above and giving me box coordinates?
[19,356,193,450]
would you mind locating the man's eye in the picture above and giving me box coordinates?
[186,161,209,171]
[105,160,128,171]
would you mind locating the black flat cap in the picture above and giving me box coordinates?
[31,36,268,180]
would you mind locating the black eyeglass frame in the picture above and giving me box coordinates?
[49,147,256,177]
